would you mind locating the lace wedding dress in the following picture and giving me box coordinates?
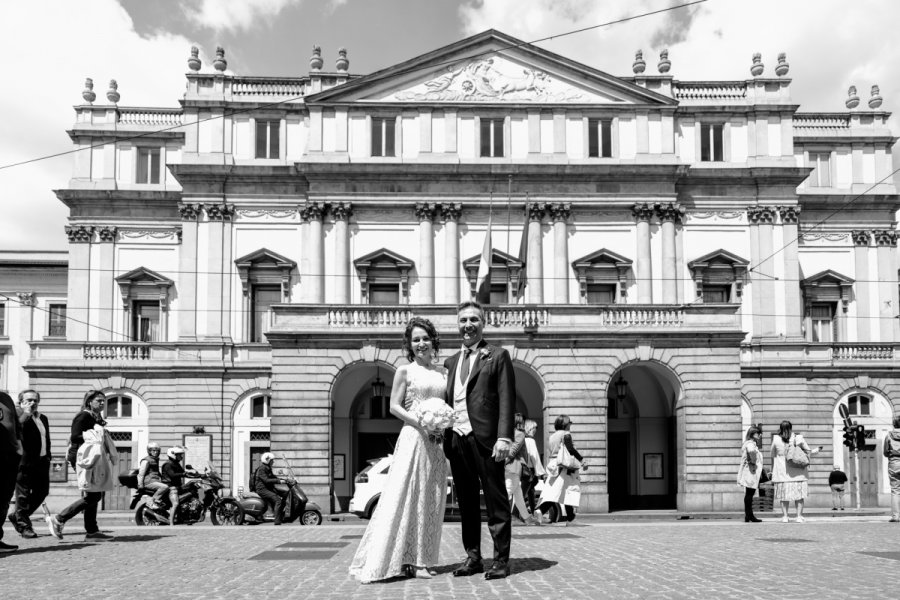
[349,362,449,583]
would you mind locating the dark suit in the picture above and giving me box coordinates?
[443,341,516,563]
[13,413,51,530]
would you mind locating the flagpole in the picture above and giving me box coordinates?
[506,174,512,257]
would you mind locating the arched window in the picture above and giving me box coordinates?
[106,394,133,419]
[847,394,871,416]
[251,394,271,419]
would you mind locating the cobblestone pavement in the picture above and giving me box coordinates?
[1,516,897,599]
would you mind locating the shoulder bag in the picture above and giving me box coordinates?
[785,437,809,468]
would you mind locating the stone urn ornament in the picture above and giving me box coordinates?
[335,47,349,72]
[846,85,860,109]
[82,78,96,103]
[657,49,671,74]
[750,53,764,77]
[188,46,201,71]
[106,79,120,104]
[632,49,646,74]
[774,52,789,77]
[213,46,227,71]
[869,85,883,109]
[310,45,323,71]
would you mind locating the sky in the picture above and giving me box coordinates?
[1,0,898,251]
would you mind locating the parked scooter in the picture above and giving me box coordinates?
[238,455,322,526]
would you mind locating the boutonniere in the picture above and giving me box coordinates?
[479,347,492,361]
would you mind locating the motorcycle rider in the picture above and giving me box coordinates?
[161,447,186,526]
[254,452,287,525]
[136,442,168,510]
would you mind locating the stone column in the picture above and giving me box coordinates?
[203,204,229,339]
[178,204,200,340]
[526,202,546,304]
[415,202,437,304]
[442,203,462,303]
[874,230,899,342]
[16,292,35,343]
[221,206,234,341]
[303,202,327,303]
[656,203,683,304]
[64,225,93,340]
[780,206,803,339]
[332,202,353,304]
[748,207,777,337]
[96,226,117,341]
[852,230,871,342]
[632,204,654,303]
[549,203,571,304]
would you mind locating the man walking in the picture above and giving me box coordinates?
[1,391,24,552]
[443,301,516,580]
[9,390,51,538]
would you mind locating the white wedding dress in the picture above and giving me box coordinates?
[348,362,449,583]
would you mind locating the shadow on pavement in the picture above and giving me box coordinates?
[0,543,94,556]
[510,557,557,575]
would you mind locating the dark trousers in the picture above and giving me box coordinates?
[13,457,51,529]
[538,501,576,522]
[58,491,102,534]
[521,475,538,513]
[446,431,511,562]
[744,487,756,519]
[1,453,21,541]
[256,487,286,523]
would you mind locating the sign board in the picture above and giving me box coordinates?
[182,434,213,471]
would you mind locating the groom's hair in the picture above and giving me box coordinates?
[457,300,484,316]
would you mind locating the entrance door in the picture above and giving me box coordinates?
[107,444,133,510]
[608,432,630,511]
[845,445,879,507]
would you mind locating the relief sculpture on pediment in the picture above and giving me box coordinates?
[393,58,586,102]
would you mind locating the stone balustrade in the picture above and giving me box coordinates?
[793,113,851,131]
[84,342,151,360]
[673,82,747,100]
[28,340,271,369]
[741,341,900,365]
[118,108,183,127]
[831,343,894,361]
[231,77,305,97]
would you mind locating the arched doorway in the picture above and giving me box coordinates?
[232,390,272,496]
[607,362,681,511]
[103,390,149,510]
[832,390,894,508]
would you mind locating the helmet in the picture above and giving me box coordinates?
[147,442,160,452]
[167,447,185,460]
[260,452,275,465]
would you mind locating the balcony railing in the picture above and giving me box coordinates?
[84,343,151,360]
[231,77,305,97]
[673,82,747,101]
[28,340,271,368]
[832,344,894,361]
[741,341,900,365]
[117,108,183,127]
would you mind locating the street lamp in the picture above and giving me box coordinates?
[615,375,629,416]
[371,368,385,400]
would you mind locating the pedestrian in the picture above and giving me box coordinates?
[9,390,52,538]
[49,390,114,540]
[737,427,763,522]
[770,420,820,523]
[1,391,24,552]
[828,465,848,511]
[136,441,168,510]
[538,415,587,525]
[521,418,545,522]
[884,416,900,522]
[504,413,535,525]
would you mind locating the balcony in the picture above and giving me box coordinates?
[741,341,899,367]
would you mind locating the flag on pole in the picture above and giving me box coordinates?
[516,200,529,300]
[475,220,492,304]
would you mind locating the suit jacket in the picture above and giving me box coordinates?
[22,413,51,465]
[444,341,516,451]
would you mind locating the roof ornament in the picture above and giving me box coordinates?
[657,49,670,74]
[632,49,646,74]
[774,52,789,77]
[213,46,227,72]
[846,85,860,109]
[310,45,323,71]
[82,78,96,104]
[106,79,120,104]
[869,85,883,109]
[188,46,201,72]
[750,53,764,77]
[336,47,349,72]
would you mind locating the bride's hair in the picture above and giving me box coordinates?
[402,316,441,362]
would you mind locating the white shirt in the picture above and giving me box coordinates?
[452,345,478,436]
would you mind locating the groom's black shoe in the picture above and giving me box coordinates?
[484,560,510,580]
[453,557,484,577]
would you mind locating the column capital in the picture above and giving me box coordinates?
[64,225,94,243]
[851,230,871,246]
[96,226,118,243]
[527,202,546,222]
[548,202,571,223]
[414,202,437,222]
[631,202,655,222]
[778,206,801,224]
[654,202,684,223]
[747,206,776,224]
[16,291,36,307]
[178,203,202,221]
[205,203,234,221]
[331,201,353,221]
[873,229,898,247]
[301,201,327,222]
[441,202,462,222]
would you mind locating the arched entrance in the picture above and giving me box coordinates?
[607,362,681,511]
[232,390,272,496]
[832,390,894,507]
[103,390,149,510]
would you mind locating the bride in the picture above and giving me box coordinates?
[349,316,449,582]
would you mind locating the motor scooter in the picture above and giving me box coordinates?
[239,455,322,525]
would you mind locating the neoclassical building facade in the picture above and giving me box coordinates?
[13,31,900,512]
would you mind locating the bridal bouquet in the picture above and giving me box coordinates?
[414,398,456,443]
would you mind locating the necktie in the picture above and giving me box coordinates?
[459,347,473,383]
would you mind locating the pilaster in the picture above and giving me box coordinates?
[415,202,437,304]
[526,202,546,303]
[64,225,93,340]
[851,230,871,342]
[442,203,462,303]
[874,230,899,341]
[303,202,327,303]
[748,206,777,337]
[779,206,803,339]
[178,204,200,340]
[96,226,117,341]
[655,203,683,304]
[549,203,571,303]
[332,202,353,304]
[632,203,654,304]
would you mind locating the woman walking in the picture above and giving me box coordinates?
[884,416,900,522]
[737,427,764,522]
[770,420,819,523]
[538,415,586,525]
[521,419,545,520]
[505,414,535,525]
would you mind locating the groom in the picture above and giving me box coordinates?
[444,300,516,580]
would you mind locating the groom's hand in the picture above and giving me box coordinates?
[492,439,511,462]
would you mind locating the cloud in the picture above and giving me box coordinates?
[649,3,702,49]
[181,0,347,33]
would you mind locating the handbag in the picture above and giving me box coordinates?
[557,440,582,471]
[785,437,809,468]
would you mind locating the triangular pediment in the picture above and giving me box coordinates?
[234,248,296,270]
[463,248,523,268]
[307,30,675,106]
[115,266,173,286]
[802,269,854,286]
[572,248,633,269]
[354,248,414,270]
[687,249,749,270]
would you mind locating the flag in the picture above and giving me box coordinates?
[475,223,492,304]
[516,206,528,300]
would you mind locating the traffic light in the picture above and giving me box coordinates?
[842,425,856,449]
[855,424,867,450]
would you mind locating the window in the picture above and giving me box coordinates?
[251,395,271,419]
[810,303,835,342]
[137,148,161,184]
[586,283,616,304]
[255,120,280,159]
[251,285,281,343]
[106,395,133,419]
[808,152,831,187]
[371,118,396,157]
[700,123,724,162]
[588,118,613,158]
[701,285,730,303]
[369,283,400,305]
[48,304,66,337]
[0,302,5,335]
[848,394,871,416]
[480,118,504,157]
[132,301,160,342]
